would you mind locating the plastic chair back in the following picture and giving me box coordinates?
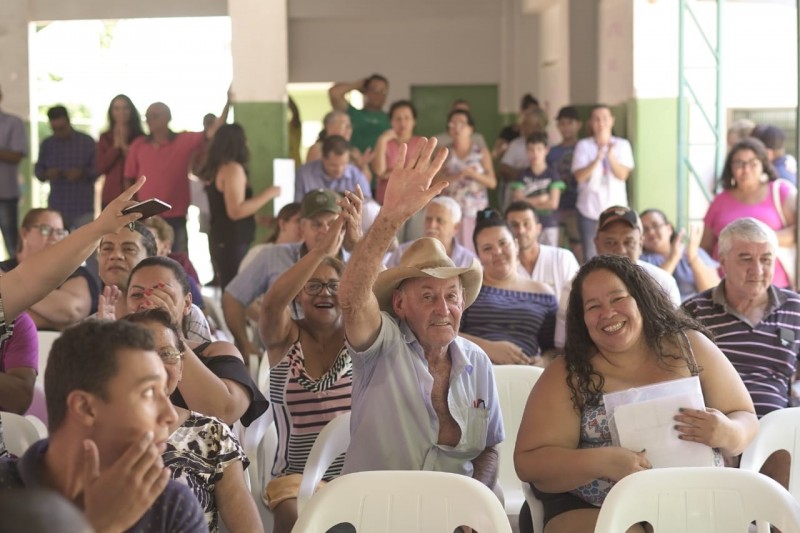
[242,406,277,499]
[297,412,351,514]
[292,470,512,533]
[522,481,546,533]
[594,467,800,533]
[1,411,41,457]
[740,406,800,500]
[35,331,60,390]
[493,365,543,515]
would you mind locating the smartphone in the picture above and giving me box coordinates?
[122,198,171,220]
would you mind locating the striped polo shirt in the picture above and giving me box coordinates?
[681,282,800,417]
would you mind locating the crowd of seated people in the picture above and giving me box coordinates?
[2,73,800,533]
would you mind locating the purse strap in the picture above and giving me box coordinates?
[772,180,788,227]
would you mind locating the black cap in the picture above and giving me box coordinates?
[597,205,643,233]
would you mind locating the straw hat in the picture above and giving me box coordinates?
[373,238,483,314]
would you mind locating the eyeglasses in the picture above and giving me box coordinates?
[303,280,340,296]
[27,224,69,239]
[642,222,665,233]
[731,158,761,171]
[158,348,184,365]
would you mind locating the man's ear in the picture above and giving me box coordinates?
[183,291,192,316]
[392,289,405,318]
[67,390,98,428]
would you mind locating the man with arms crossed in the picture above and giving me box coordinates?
[0,319,206,532]
[339,138,503,486]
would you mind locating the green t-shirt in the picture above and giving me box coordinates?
[348,104,390,153]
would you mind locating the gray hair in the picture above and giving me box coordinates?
[323,110,349,129]
[428,196,462,224]
[718,217,777,257]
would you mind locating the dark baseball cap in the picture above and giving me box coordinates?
[556,106,580,121]
[597,206,643,233]
[301,189,342,219]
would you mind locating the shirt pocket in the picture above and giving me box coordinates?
[463,406,489,453]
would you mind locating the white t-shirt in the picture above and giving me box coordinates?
[554,259,681,348]
[571,136,634,219]
[500,137,529,170]
[516,244,580,296]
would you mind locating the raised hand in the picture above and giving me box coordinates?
[381,137,449,223]
[82,434,170,533]
[97,285,121,321]
[93,176,146,236]
[313,213,346,257]
[685,221,704,263]
[341,186,364,250]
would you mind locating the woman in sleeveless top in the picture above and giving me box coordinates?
[200,123,281,289]
[123,309,261,533]
[460,209,556,365]
[514,255,758,533]
[258,215,353,533]
[125,256,267,426]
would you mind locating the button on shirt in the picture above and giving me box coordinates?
[0,440,208,533]
[343,312,504,477]
[293,159,373,203]
[0,110,28,199]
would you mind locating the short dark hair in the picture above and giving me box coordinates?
[100,221,157,258]
[364,74,389,90]
[504,201,539,223]
[447,109,475,128]
[564,255,706,411]
[473,208,513,250]
[321,135,350,158]
[129,256,191,297]
[751,124,786,151]
[47,106,69,122]
[525,131,549,148]
[122,308,186,354]
[45,320,155,432]
[520,94,540,110]
[389,100,417,120]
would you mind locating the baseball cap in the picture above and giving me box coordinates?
[556,106,580,121]
[301,189,342,219]
[597,206,643,233]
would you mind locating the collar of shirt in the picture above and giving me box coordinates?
[397,319,474,377]
[711,280,785,324]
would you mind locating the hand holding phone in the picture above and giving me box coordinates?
[121,199,171,221]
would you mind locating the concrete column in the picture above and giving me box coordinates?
[228,0,288,240]
[0,0,33,218]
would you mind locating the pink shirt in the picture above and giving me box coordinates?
[376,136,426,204]
[704,180,792,287]
[0,312,38,373]
[124,132,206,218]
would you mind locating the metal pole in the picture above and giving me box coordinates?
[716,0,724,180]
[677,0,687,229]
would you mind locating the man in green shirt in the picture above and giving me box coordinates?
[329,74,391,156]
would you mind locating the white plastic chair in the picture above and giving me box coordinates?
[296,412,351,514]
[257,352,270,394]
[522,481,546,533]
[493,364,543,518]
[1,411,41,457]
[594,467,800,533]
[35,330,60,390]
[292,470,513,533]
[740,406,800,500]
[24,414,48,439]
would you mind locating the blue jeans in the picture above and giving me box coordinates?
[578,212,598,261]
[0,198,19,257]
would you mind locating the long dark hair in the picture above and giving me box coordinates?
[200,123,249,183]
[564,255,707,411]
[105,94,144,141]
[720,137,778,190]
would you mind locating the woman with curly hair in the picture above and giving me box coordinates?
[514,254,757,533]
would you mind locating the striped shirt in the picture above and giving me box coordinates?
[461,285,557,357]
[269,341,352,479]
[682,282,800,417]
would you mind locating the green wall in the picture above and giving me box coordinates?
[410,84,500,149]
[628,97,679,222]
[234,101,287,243]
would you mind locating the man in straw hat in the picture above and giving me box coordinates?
[339,138,504,486]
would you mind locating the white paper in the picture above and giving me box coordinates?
[604,376,715,468]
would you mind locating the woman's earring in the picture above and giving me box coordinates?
[730,177,736,187]
[760,172,769,183]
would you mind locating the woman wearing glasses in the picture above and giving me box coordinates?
[0,208,98,330]
[258,215,352,533]
[122,309,262,533]
[700,137,797,288]
[124,256,267,427]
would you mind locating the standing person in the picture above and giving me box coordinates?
[328,74,391,157]
[125,92,231,252]
[548,106,583,262]
[700,137,797,289]
[0,85,28,256]
[305,111,373,183]
[571,104,634,260]
[372,100,426,205]
[498,108,548,210]
[493,94,540,161]
[751,124,797,187]
[34,106,98,230]
[338,137,504,486]
[200,123,281,290]
[96,94,144,208]
[438,109,496,252]
[510,132,565,246]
